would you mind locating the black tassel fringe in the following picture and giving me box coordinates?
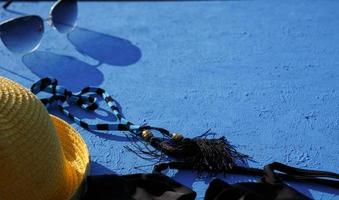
[157,136,249,175]
[126,131,249,175]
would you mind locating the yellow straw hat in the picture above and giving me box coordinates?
[0,76,89,200]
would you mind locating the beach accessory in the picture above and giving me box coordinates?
[0,0,77,53]
[0,76,89,200]
[81,162,339,200]
[31,77,249,175]
[155,162,339,190]
[205,162,339,200]
[84,173,196,200]
[205,176,310,200]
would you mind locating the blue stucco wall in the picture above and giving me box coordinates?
[1,1,338,199]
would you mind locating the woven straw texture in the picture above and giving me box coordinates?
[0,77,89,200]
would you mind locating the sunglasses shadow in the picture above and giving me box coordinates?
[22,51,104,91]
[48,107,131,143]
[67,27,142,67]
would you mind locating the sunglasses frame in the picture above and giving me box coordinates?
[0,14,43,30]
[0,15,45,53]
[0,0,77,53]
[3,0,13,9]
[3,0,67,10]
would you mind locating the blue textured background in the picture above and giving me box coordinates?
[1,1,338,199]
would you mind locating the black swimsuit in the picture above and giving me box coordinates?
[84,173,196,200]
[82,162,339,200]
[206,178,310,200]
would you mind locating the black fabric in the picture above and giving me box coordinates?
[82,162,338,200]
[205,179,310,200]
[83,173,196,200]
[204,162,339,200]
[262,162,339,189]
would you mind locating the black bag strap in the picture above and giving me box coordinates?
[262,162,339,189]
[153,161,339,189]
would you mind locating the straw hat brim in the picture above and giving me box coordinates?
[50,115,90,200]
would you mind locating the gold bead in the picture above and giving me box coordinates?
[141,130,153,140]
[171,133,183,142]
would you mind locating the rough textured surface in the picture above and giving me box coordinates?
[0,1,338,199]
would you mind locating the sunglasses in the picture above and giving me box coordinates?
[0,0,78,54]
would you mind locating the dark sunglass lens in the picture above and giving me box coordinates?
[0,16,44,53]
[50,0,78,34]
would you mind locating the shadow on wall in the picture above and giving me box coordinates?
[67,27,142,67]
[22,51,104,91]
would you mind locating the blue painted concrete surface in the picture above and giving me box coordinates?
[1,1,338,199]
